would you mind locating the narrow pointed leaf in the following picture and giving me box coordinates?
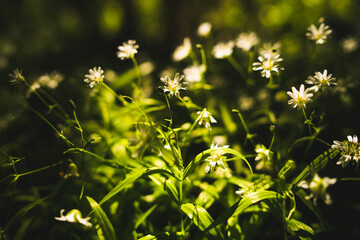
[181,203,218,236]
[287,218,314,239]
[99,168,178,205]
[291,149,339,189]
[183,147,252,180]
[86,196,116,240]
[205,190,282,232]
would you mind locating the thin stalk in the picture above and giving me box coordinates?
[179,170,185,236]
[102,82,127,105]
[233,109,255,148]
[131,55,142,87]
[164,93,173,129]
[29,107,74,147]
[302,107,313,135]
[227,55,246,80]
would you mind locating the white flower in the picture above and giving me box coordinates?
[38,71,64,89]
[341,37,358,53]
[212,41,234,59]
[204,143,229,173]
[160,72,188,98]
[298,174,337,205]
[259,42,281,59]
[252,55,283,78]
[254,144,273,170]
[172,37,192,62]
[84,67,104,88]
[9,68,24,83]
[236,32,259,52]
[55,209,92,227]
[287,84,313,109]
[196,108,217,130]
[197,22,212,37]
[183,64,205,83]
[117,40,139,60]
[306,21,332,44]
[305,70,336,92]
[332,135,360,167]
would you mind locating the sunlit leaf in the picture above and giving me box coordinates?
[205,190,282,232]
[99,168,178,205]
[290,149,339,189]
[287,218,314,240]
[181,203,218,236]
[86,196,116,240]
[183,147,252,180]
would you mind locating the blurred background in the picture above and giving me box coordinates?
[1,0,360,239]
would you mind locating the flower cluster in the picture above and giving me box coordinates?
[84,67,104,88]
[204,143,229,173]
[196,108,217,130]
[332,135,360,167]
[160,73,188,98]
[183,64,205,83]
[298,174,337,205]
[197,22,212,37]
[117,40,139,60]
[55,209,92,227]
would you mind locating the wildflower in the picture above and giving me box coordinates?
[306,20,332,44]
[197,22,212,37]
[183,64,205,83]
[196,108,217,130]
[341,37,358,53]
[259,42,281,59]
[160,73,188,98]
[331,135,360,167]
[287,84,313,109]
[235,32,259,52]
[84,67,104,88]
[298,174,337,205]
[117,40,139,60]
[212,41,234,59]
[9,68,24,83]
[55,209,92,227]
[306,70,336,92]
[26,82,41,98]
[204,143,229,173]
[252,55,283,78]
[238,95,255,111]
[172,37,192,62]
[254,144,273,170]
[38,71,64,89]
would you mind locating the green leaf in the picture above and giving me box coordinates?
[290,149,339,189]
[86,196,116,240]
[4,196,48,231]
[183,147,252,180]
[134,204,158,229]
[205,190,282,232]
[181,203,218,236]
[138,235,157,240]
[287,218,314,240]
[99,168,178,205]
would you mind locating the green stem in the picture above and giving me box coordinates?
[301,107,312,135]
[179,170,185,236]
[102,82,127,105]
[30,107,74,147]
[233,109,255,148]
[227,55,246,80]
[164,93,173,129]
[131,55,142,87]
